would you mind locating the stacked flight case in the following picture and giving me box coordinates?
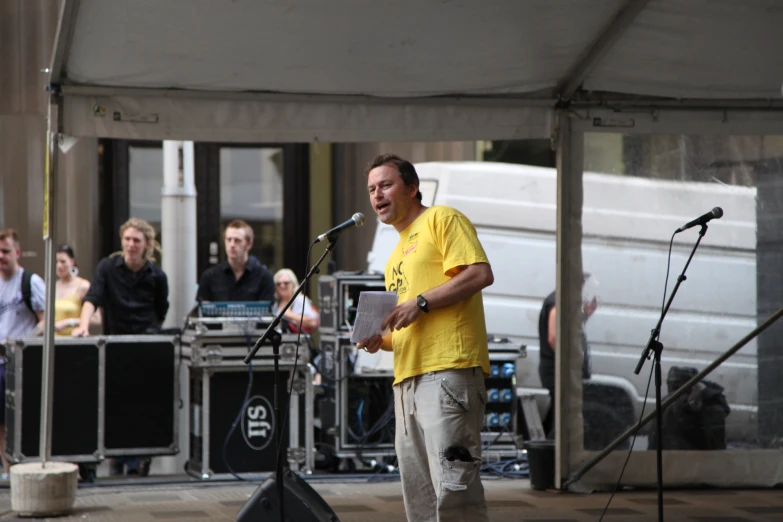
[4,336,178,466]
[483,337,527,459]
[317,335,396,461]
[318,272,388,333]
[316,273,527,463]
[317,272,397,461]
[181,319,314,479]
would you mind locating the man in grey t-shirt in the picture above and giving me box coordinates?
[0,228,45,480]
[0,229,45,342]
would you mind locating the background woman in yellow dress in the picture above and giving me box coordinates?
[54,245,99,335]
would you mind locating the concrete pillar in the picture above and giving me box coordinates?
[161,141,197,327]
[154,141,196,476]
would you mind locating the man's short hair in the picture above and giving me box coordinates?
[225,220,254,244]
[0,228,20,248]
[365,154,423,202]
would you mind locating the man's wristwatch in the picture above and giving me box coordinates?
[416,294,430,313]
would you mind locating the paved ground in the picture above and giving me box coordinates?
[0,474,782,522]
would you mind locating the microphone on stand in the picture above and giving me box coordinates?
[315,213,365,243]
[675,207,723,233]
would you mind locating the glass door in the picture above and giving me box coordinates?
[219,147,284,270]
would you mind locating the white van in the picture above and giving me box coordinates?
[367,161,758,446]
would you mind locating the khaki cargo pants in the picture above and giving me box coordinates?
[393,367,489,522]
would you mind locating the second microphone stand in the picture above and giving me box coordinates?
[243,239,337,522]
[634,223,709,522]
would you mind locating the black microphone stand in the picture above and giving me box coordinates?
[634,223,708,522]
[243,239,338,522]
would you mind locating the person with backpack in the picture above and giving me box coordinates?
[0,228,46,479]
[0,229,45,340]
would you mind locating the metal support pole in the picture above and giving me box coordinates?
[40,87,62,466]
[554,110,585,487]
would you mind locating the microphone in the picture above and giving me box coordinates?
[676,207,723,233]
[315,213,365,243]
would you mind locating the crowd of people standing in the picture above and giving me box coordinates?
[0,217,319,480]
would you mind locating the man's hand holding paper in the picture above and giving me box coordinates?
[356,333,386,354]
[350,291,398,350]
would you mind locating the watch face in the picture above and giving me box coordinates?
[417,295,427,310]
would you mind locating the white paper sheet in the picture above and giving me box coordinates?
[349,291,398,343]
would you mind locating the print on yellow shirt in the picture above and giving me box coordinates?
[384,206,491,384]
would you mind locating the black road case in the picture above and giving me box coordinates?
[5,338,101,463]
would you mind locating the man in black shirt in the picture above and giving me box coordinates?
[73,218,169,477]
[538,277,597,437]
[73,219,169,336]
[197,220,274,303]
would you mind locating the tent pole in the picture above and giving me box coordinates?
[40,85,62,466]
[554,109,585,488]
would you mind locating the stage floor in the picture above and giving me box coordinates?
[0,475,782,522]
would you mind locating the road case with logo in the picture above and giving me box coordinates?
[185,360,314,479]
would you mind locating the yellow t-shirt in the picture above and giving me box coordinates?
[385,206,491,384]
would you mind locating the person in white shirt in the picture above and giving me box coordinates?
[272,268,319,334]
[0,228,45,479]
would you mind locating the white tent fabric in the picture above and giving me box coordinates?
[60,0,783,99]
[51,0,783,141]
[583,0,783,99]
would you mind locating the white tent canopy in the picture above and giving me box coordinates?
[46,0,783,492]
[51,0,783,142]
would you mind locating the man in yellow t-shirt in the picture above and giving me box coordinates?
[358,154,494,522]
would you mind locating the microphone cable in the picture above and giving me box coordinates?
[596,230,676,521]
[220,326,257,482]
[273,239,318,480]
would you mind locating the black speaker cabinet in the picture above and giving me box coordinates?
[5,338,100,462]
[236,468,340,522]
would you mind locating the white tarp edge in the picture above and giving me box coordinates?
[572,449,783,491]
[62,92,555,142]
